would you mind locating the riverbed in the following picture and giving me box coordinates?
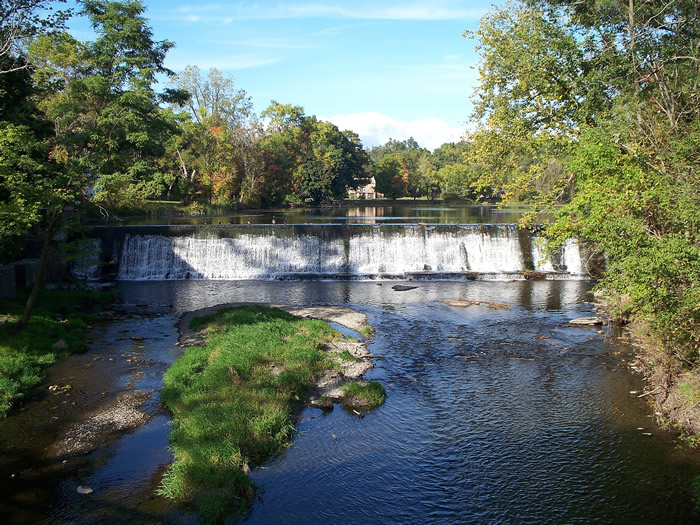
[1,280,699,523]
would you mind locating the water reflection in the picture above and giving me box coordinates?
[1,281,698,524]
[97,204,532,226]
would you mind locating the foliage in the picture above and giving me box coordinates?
[547,128,699,361]
[0,0,71,74]
[374,152,407,199]
[159,305,341,522]
[370,138,436,198]
[0,287,112,417]
[171,65,252,128]
[0,123,51,262]
[468,0,700,366]
[29,0,182,207]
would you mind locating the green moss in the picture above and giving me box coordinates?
[160,305,341,522]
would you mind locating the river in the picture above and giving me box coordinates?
[2,279,699,523]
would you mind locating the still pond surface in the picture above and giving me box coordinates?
[100,204,531,226]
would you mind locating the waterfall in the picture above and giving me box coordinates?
[78,224,593,281]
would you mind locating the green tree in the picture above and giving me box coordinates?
[374,153,407,199]
[0,0,71,74]
[469,0,700,367]
[30,0,182,208]
[261,100,305,133]
[369,138,433,198]
[464,0,606,200]
[171,65,252,127]
[293,120,370,204]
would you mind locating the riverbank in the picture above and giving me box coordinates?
[164,303,383,522]
[629,323,700,442]
[0,288,113,418]
[593,295,700,443]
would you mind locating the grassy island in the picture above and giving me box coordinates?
[159,305,383,522]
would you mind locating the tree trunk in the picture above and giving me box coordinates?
[18,210,60,330]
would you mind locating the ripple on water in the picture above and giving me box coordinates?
[2,280,698,524]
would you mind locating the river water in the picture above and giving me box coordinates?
[96,203,530,226]
[2,280,698,524]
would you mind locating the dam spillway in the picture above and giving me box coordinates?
[75,224,593,281]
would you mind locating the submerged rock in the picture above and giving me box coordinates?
[441,299,511,310]
[77,486,93,495]
[392,285,417,291]
[569,317,604,326]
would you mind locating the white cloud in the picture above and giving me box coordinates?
[172,3,486,22]
[166,53,281,71]
[320,112,465,150]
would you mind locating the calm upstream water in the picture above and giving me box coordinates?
[4,280,698,524]
[97,203,531,226]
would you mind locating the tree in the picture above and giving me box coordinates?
[468,0,700,365]
[171,66,252,127]
[261,100,305,133]
[30,0,182,208]
[167,65,261,206]
[369,138,434,198]
[374,153,407,199]
[463,0,612,201]
[293,120,370,204]
[0,0,71,74]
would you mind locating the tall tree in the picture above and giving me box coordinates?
[0,0,70,74]
[171,66,252,127]
[30,0,182,208]
[468,0,699,363]
[292,119,370,204]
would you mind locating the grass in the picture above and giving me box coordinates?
[159,305,345,523]
[360,325,375,338]
[0,287,113,417]
[338,350,361,362]
[341,381,386,409]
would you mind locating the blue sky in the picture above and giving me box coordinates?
[65,1,502,150]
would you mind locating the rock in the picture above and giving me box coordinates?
[131,335,145,341]
[441,299,511,310]
[392,285,417,291]
[77,486,93,495]
[52,339,68,349]
[569,317,604,326]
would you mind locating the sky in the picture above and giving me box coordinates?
[64,1,502,150]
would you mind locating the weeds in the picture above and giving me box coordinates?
[338,350,361,362]
[360,326,375,337]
